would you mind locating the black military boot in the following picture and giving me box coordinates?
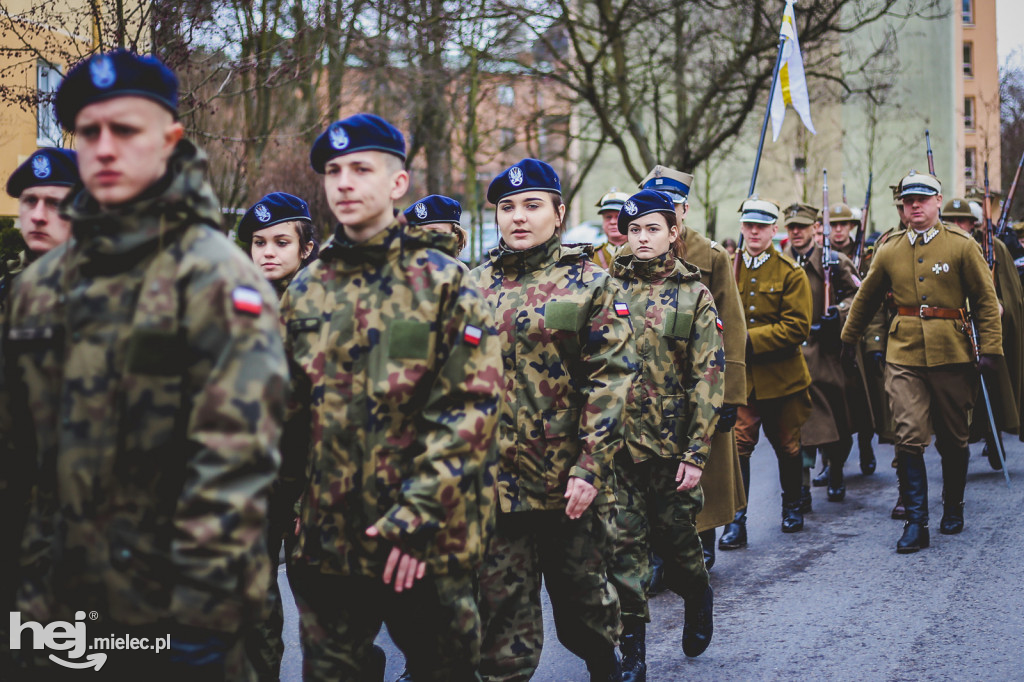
[859,431,876,474]
[682,584,714,658]
[799,484,813,513]
[896,449,930,554]
[891,455,907,519]
[812,464,829,486]
[619,617,647,682]
[827,439,850,502]
[780,456,804,533]
[585,648,622,682]
[719,456,750,549]
[648,552,665,595]
[939,445,969,535]
[699,529,716,569]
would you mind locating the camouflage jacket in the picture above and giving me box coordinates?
[279,222,502,578]
[468,234,632,513]
[405,224,469,272]
[2,140,287,634]
[610,252,724,469]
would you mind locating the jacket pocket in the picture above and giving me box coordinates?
[544,301,581,332]
[540,406,581,495]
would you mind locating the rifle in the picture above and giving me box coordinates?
[842,182,847,205]
[822,170,832,316]
[925,129,935,175]
[854,172,872,271]
[996,149,1024,238]
[983,163,995,270]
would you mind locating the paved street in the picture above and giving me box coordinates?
[279,435,1024,681]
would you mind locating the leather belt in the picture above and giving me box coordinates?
[895,305,966,320]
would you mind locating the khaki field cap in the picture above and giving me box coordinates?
[941,197,974,220]
[739,196,780,224]
[898,170,941,198]
[783,202,818,227]
[596,189,630,214]
[890,181,902,206]
[639,165,693,203]
[828,203,856,222]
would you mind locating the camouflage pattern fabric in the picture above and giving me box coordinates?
[477,506,620,682]
[466,233,633,512]
[406,223,469,271]
[278,221,502,579]
[291,566,480,682]
[2,140,287,648]
[609,453,707,620]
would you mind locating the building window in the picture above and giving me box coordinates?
[37,61,62,146]
[497,85,515,107]
[963,41,974,77]
[965,147,976,184]
[964,96,975,130]
[962,0,974,25]
[500,127,516,150]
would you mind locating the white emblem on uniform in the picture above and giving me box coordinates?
[953,199,961,208]
[932,263,941,274]
[328,123,349,150]
[943,263,949,273]
[509,166,524,187]
[90,54,116,88]
[414,202,428,220]
[624,200,638,216]
[254,204,272,223]
[31,155,51,179]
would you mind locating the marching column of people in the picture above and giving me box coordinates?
[4,47,1024,682]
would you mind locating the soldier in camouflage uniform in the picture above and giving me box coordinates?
[278,113,502,681]
[403,194,468,267]
[607,190,724,680]
[469,158,632,682]
[2,50,288,680]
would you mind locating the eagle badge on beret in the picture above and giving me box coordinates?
[329,122,349,151]
[254,204,272,223]
[89,54,116,88]
[623,200,638,216]
[509,166,524,187]
[31,155,51,179]
[414,202,428,219]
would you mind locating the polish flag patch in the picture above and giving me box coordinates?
[232,286,263,316]
[463,324,483,346]
[614,302,630,317]
[716,318,724,332]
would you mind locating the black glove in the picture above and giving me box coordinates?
[717,404,739,433]
[840,341,858,370]
[867,350,885,374]
[168,626,234,670]
[821,305,839,322]
[978,354,1000,375]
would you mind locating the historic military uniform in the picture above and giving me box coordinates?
[841,171,1002,553]
[607,190,724,677]
[637,166,747,561]
[782,203,860,501]
[733,198,813,535]
[593,190,630,270]
[470,159,631,682]
[279,115,502,681]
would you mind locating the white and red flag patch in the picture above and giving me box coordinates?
[463,324,483,346]
[614,302,630,317]
[232,286,263,316]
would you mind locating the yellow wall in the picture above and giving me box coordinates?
[958,0,1001,195]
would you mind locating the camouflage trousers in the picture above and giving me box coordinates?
[609,453,708,621]
[289,565,481,681]
[244,533,285,681]
[478,505,621,682]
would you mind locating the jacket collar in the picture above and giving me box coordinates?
[742,242,776,270]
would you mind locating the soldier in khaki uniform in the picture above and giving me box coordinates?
[593,190,630,270]
[637,166,747,562]
[841,171,1002,553]
[3,51,289,679]
[782,203,860,501]
[732,197,813,536]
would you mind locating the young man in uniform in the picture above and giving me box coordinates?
[841,171,1002,552]
[637,166,747,561]
[733,197,813,536]
[593,189,630,270]
[2,50,288,679]
[278,113,502,681]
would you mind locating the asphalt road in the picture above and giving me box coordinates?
[278,435,1024,681]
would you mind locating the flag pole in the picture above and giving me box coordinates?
[735,30,789,280]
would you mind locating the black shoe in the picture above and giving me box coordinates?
[699,530,716,570]
[799,485,812,513]
[682,585,714,658]
[368,645,386,682]
[896,521,930,553]
[859,438,876,475]
[827,485,846,502]
[984,442,1003,471]
[891,495,907,520]
[781,502,804,533]
[812,464,830,487]
[718,511,747,550]
[620,620,647,682]
[585,649,622,682]
[827,461,846,501]
[939,502,965,534]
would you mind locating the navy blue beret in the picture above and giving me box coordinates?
[238,192,312,243]
[404,194,462,226]
[6,147,79,198]
[55,49,178,130]
[487,158,561,204]
[617,189,677,234]
[310,114,406,173]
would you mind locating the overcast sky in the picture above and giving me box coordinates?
[998,0,1023,68]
